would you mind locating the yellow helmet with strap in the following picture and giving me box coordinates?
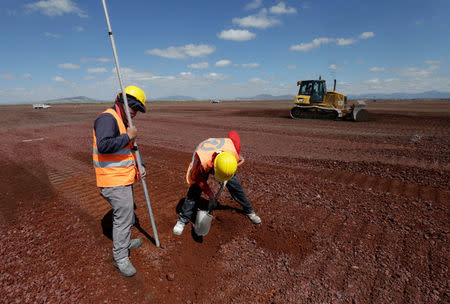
[118,85,146,112]
[214,151,237,182]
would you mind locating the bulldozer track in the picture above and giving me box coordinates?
[280,163,448,205]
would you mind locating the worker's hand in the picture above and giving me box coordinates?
[127,126,137,140]
[139,167,146,178]
[207,198,217,213]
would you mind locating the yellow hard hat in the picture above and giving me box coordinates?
[119,85,146,112]
[214,151,237,182]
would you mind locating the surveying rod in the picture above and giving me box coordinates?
[101,0,160,248]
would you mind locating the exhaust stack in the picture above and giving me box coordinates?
[333,79,336,91]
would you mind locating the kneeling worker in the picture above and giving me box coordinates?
[173,130,261,235]
[93,85,147,277]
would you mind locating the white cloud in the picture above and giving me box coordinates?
[233,9,281,29]
[291,32,374,52]
[366,78,381,84]
[58,63,80,70]
[245,0,263,10]
[338,81,351,86]
[184,45,215,57]
[87,67,108,73]
[179,72,194,79]
[26,0,87,18]
[394,65,439,78]
[1,74,16,80]
[75,26,84,32]
[44,32,60,38]
[82,75,95,81]
[114,67,229,85]
[336,38,356,46]
[97,58,111,63]
[332,73,450,96]
[217,29,256,41]
[424,60,440,65]
[22,73,32,79]
[52,76,65,82]
[269,2,297,14]
[370,67,386,72]
[215,60,232,67]
[286,65,297,70]
[290,37,333,51]
[241,63,259,68]
[188,62,209,69]
[117,67,159,82]
[359,32,374,39]
[146,44,215,59]
[328,64,338,70]
[249,77,268,84]
[204,73,228,81]
[80,57,111,64]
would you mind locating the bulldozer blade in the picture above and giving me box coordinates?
[354,109,370,121]
[351,102,369,121]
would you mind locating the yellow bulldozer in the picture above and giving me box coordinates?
[290,77,369,121]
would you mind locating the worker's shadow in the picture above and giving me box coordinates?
[175,197,243,243]
[101,209,157,246]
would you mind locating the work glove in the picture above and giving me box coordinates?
[207,197,217,213]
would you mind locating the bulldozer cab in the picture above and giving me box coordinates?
[297,80,326,103]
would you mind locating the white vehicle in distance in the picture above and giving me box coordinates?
[210,99,221,103]
[33,104,52,109]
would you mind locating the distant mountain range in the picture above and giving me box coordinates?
[42,96,104,104]
[35,91,450,104]
[236,94,296,100]
[153,95,201,101]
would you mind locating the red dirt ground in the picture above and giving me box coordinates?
[0,99,449,303]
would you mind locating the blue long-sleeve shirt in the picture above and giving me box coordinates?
[94,106,145,168]
[94,107,131,154]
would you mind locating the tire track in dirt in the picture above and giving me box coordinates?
[250,155,448,208]
[302,166,448,206]
[47,164,109,222]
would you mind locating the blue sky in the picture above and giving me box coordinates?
[1,0,449,103]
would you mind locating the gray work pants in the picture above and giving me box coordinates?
[178,175,254,223]
[101,185,136,261]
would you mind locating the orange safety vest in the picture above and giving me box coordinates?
[186,138,239,184]
[92,108,136,187]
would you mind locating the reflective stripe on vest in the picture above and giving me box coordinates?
[186,138,239,184]
[93,160,135,168]
[93,108,136,187]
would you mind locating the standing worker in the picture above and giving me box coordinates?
[173,130,261,235]
[93,85,147,277]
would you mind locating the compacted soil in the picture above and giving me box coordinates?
[0,99,449,303]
